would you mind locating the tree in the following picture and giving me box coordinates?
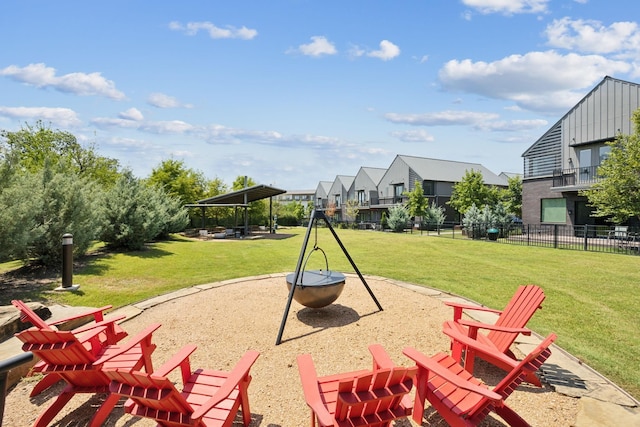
[503,175,522,219]
[30,165,104,266]
[449,170,500,214]
[325,201,337,221]
[387,205,410,232]
[100,171,165,250]
[0,170,41,262]
[404,180,428,220]
[345,199,360,224]
[582,109,640,223]
[147,159,207,206]
[1,121,121,186]
[423,202,446,228]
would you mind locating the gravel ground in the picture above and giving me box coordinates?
[4,275,578,426]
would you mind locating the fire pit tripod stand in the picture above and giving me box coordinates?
[275,209,383,345]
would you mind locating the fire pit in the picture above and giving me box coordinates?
[286,270,346,308]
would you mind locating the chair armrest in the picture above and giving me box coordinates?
[295,354,335,427]
[444,301,502,322]
[402,347,502,401]
[153,344,198,382]
[368,344,394,370]
[442,326,519,369]
[93,323,161,366]
[192,350,260,421]
[47,305,113,326]
[458,319,532,335]
[72,315,126,334]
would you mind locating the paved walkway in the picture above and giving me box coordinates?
[2,274,639,426]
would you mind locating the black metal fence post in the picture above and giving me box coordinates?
[0,352,33,424]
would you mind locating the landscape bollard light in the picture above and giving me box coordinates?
[62,233,73,288]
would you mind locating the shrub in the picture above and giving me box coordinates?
[0,165,103,266]
[100,171,164,250]
[387,205,410,232]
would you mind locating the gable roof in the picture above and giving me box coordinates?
[395,155,506,186]
[359,167,387,186]
[332,175,355,190]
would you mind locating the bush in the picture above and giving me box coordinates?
[276,214,299,226]
[0,165,103,266]
[100,171,163,250]
[387,205,410,232]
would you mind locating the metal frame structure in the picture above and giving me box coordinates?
[276,209,382,345]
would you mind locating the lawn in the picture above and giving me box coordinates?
[2,227,639,400]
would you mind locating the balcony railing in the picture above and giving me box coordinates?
[552,165,602,188]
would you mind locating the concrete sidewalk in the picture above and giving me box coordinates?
[2,274,639,426]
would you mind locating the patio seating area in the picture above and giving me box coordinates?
[2,274,638,426]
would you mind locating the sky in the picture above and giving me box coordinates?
[2,0,639,192]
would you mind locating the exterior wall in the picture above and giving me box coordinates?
[522,177,561,225]
[314,181,332,209]
[352,171,376,205]
[378,159,411,202]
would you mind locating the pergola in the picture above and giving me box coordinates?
[185,184,286,235]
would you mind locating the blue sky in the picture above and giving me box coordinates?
[2,0,639,191]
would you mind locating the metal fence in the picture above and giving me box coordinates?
[421,222,640,256]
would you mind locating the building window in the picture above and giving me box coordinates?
[334,194,341,206]
[422,180,435,196]
[357,190,366,205]
[393,184,404,203]
[599,146,611,164]
[541,198,567,223]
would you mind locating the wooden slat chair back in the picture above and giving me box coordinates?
[487,285,545,354]
[12,299,129,397]
[297,344,417,427]
[105,345,260,427]
[403,333,556,427]
[334,367,417,426]
[14,323,160,427]
[443,285,545,385]
[11,299,127,345]
[17,328,98,375]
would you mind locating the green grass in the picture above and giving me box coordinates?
[2,228,640,400]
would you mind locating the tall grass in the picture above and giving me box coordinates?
[3,228,639,399]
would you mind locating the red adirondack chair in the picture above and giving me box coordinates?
[442,285,545,385]
[297,344,417,427]
[15,322,161,427]
[105,345,260,427]
[11,299,129,396]
[403,333,557,427]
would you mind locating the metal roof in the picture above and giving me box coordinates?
[194,184,286,205]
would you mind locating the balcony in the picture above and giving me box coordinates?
[552,165,602,190]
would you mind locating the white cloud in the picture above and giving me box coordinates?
[385,110,499,126]
[545,18,640,55]
[462,0,549,15]
[391,129,435,142]
[474,119,548,131]
[169,21,257,40]
[0,63,125,100]
[367,40,400,61]
[291,36,337,57]
[0,106,81,127]
[119,108,144,121]
[92,115,194,134]
[438,50,631,112]
[148,92,180,108]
